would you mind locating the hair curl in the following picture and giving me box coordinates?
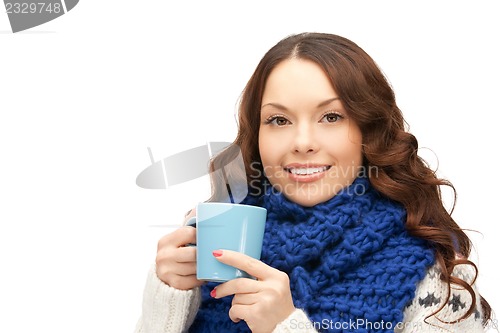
[208,32,491,325]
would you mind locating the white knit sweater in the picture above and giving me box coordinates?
[134,263,485,333]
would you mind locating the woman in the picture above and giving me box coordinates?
[135,32,491,332]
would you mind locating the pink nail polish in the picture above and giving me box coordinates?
[212,250,223,257]
[210,288,216,298]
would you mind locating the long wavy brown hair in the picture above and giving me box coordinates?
[208,32,491,325]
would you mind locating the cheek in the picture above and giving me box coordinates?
[259,145,276,172]
[258,132,272,170]
[258,133,266,160]
[344,131,362,155]
[327,131,363,167]
[338,142,363,164]
[344,125,363,165]
[258,133,287,180]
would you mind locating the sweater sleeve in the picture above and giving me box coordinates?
[395,262,485,333]
[134,265,202,333]
[272,309,319,333]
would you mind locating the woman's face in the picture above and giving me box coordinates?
[258,58,363,207]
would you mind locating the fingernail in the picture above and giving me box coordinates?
[212,250,223,257]
[210,288,217,298]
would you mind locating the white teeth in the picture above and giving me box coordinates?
[288,166,329,175]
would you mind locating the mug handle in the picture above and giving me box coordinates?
[185,216,197,247]
[185,216,196,228]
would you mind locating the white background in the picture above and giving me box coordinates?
[1,1,498,332]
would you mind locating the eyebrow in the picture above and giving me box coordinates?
[261,97,340,111]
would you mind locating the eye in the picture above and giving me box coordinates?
[265,115,291,126]
[320,112,343,123]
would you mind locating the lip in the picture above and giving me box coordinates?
[283,164,331,183]
[284,163,330,169]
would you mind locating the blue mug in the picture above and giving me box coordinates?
[186,202,267,282]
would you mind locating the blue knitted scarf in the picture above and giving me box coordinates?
[189,177,435,332]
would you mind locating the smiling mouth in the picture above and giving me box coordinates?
[284,166,331,175]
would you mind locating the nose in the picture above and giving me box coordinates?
[293,123,318,154]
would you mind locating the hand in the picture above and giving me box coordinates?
[211,250,295,333]
[155,208,204,290]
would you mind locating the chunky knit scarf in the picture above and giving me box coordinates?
[189,177,435,332]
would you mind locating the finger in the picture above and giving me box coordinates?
[175,246,197,263]
[182,275,204,289]
[232,293,259,306]
[213,277,260,299]
[214,250,273,280]
[156,260,197,278]
[174,262,198,276]
[165,274,204,291]
[158,226,196,249]
[228,304,248,323]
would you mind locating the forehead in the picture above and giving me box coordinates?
[262,58,337,105]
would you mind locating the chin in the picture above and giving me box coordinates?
[283,192,333,207]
